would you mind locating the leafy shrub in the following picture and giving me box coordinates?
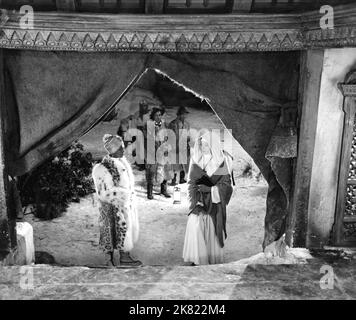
[19,142,95,220]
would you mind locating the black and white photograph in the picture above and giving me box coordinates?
[0,0,355,304]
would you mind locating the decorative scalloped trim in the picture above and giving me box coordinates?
[0,29,309,52]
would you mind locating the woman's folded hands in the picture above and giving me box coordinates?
[191,204,205,215]
[196,175,214,187]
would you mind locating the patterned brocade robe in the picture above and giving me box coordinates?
[92,155,139,253]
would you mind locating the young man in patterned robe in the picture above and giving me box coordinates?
[92,134,142,267]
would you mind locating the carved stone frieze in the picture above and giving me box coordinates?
[0,4,356,52]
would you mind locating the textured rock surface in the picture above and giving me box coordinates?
[0,256,355,300]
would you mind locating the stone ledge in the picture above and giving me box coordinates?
[0,257,355,299]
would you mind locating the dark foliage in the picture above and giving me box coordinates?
[19,142,95,220]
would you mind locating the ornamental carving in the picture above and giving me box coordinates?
[1,5,356,52]
[0,29,306,52]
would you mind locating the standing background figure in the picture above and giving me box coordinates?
[168,106,191,186]
[117,100,151,170]
[145,106,173,200]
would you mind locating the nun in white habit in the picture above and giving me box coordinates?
[183,130,233,265]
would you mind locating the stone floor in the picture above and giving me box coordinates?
[1,252,355,300]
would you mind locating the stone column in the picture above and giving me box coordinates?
[291,48,356,248]
[288,50,324,247]
[0,49,11,260]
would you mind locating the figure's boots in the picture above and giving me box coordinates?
[170,173,177,186]
[179,171,187,184]
[119,250,143,267]
[160,180,171,198]
[147,183,154,200]
[105,252,115,268]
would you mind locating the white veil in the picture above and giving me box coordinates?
[191,130,226,177]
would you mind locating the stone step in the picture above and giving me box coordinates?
[1,257,356,300]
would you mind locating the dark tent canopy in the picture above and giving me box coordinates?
[3,50,299,248]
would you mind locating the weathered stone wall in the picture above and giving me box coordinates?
[307,48,356,247]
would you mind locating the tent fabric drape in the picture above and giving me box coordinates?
[3,50,299,248]
[4,51,148,175]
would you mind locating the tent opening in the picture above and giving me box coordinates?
[21,68,267,267]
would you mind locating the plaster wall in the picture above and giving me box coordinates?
[307,48,356,247]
